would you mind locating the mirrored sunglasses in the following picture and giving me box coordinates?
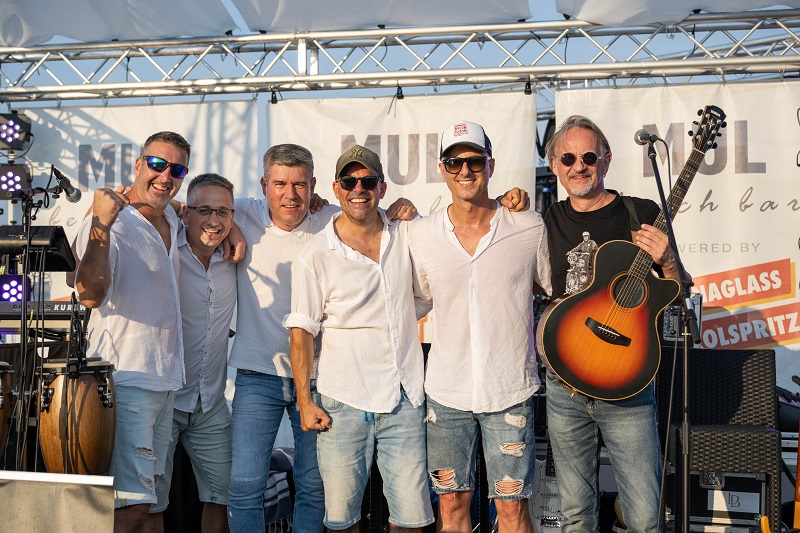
[441,156,489,175]
[337,175,381,191]
[139,155,189,179]
[560,151,600,167]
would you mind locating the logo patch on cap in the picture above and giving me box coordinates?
[453,122,469,137]
[349,146,363,158]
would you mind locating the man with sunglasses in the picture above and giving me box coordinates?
[75,131,191,533]
[286,144,434,532]
[542,115,681,531]
[407,120,551,533]
[227,143,422,533]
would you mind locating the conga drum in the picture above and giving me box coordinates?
[39,359,115,475]
[0,362,12,448]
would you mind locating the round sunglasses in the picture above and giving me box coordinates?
[559,151,602,167]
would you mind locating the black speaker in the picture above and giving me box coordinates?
[0,225,76,272]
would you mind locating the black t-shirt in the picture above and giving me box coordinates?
[544,190,661,299]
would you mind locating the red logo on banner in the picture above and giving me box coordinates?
[453,122,469,136]
[701,301,800,349]
[694,258,795,312]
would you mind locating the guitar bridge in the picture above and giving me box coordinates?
[585,317,631,347]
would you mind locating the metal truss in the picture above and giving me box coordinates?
[0,8,798,111]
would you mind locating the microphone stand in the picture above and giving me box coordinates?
[646,140,700,532]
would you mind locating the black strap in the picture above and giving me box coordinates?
[622,195,642,232]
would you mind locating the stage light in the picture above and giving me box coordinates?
[0,165,30,194]
[0,274,30,302]
[396,86,404,100]
[0,114,32,150]
[271,91,278,104]
[524,81,532,95]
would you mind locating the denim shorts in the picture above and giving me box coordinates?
[316,390,434,530]
[151,396,232,513]
[110,385,175,509]
[425,395,535,500]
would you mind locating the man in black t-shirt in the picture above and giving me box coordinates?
[541,115,681,532]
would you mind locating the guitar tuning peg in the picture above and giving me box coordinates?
[697,109,703,116]
[721,121,727,128]
[687,130,694,136]
[716,132,722,137]
[712,142,718,149]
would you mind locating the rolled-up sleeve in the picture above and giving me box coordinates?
[282,254,323,336]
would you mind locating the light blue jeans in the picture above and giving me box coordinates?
[316,390,434,530]
[426,396,536,500]
[545,371,661,532]
[227,371,324,533]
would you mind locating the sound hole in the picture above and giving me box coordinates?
[611,276,645,309]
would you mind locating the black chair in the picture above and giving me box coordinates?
[657,347,781,531]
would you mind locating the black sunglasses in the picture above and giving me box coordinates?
[441,156,489,175]
[139,155,189,179]
[337,175,381,191]
[559,152,601,167]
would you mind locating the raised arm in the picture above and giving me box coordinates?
[74,188,129,308]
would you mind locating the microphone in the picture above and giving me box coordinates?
[52,165,82,203]
[634,129,660,146]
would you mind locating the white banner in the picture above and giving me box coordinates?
[19,100,263,300]
[268,92,537,217]
[556,84,800,388]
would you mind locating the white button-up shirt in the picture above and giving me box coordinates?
[284,210,425,413]
[76,206,184,392]
[174,228,237,413]
[408,203,552,413]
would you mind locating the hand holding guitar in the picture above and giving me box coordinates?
[636,224,680,280]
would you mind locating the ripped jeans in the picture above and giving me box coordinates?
[425,395,535,500]
[109,385,175,508]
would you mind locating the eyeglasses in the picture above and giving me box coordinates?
[559,152,602,167]
[138,155,189,179]
[187,206,234,218]
[337,175,381,191]
[441,156,489,175]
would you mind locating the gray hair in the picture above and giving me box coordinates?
[545,115,611,162]
[187,173,234,205]
[263,144,314,181]
[141,131,191,160]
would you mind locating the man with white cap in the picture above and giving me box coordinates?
[408,120,552,533]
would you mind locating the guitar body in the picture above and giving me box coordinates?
[537,240,680,400]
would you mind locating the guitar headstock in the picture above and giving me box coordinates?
[689,105,727,154]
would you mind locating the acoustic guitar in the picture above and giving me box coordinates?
[536,105,726,400]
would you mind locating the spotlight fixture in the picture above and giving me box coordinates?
[0,274,30,302]
[524,81,532,95]
[396,86,404,100]
[0,113,32,150]
[271,91,278,105]
[0,164,30,194]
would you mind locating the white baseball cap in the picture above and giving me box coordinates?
[440,120,493,158]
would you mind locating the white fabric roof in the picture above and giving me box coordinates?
[1,0,797,48]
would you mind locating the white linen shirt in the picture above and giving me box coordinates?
[283,210,425,413]
[175,228,237,413]
[408,203,552,413]
[75,206,184,391]
[228,198,337,377]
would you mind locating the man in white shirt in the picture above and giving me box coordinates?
[408,121,552,533]
[151,173,237,533]
[75,131,191,533]
[228,141,425,532]
[286,145,434,532]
